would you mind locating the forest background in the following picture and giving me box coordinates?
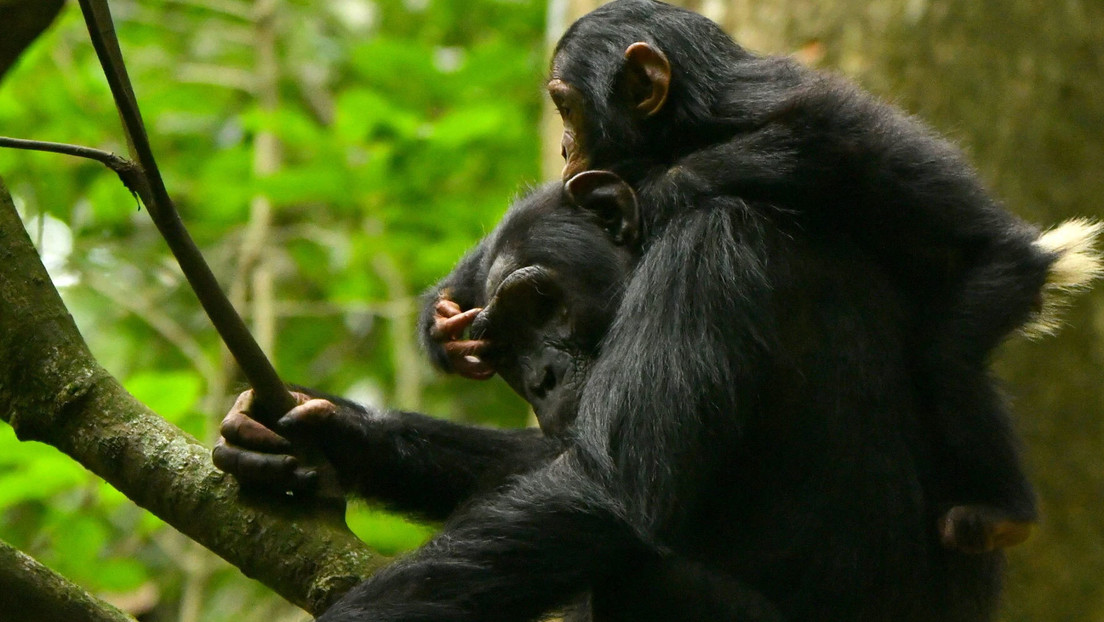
[0,0,1101,620]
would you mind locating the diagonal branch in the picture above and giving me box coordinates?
[0,179,386,614]
[75,0,296,423]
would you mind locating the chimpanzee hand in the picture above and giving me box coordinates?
[212,390,364,495]
[428,296,496,380]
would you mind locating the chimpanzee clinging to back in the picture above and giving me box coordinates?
[532,0,1102,552]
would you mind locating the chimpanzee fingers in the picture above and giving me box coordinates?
[445,340,495,379]
[455,356,496,380]
[275,398,341,438]
[231,389,255,414]
[430,307,483,341]
[435,299,463,318]
[212,439,318,492]
[220,405,292,452]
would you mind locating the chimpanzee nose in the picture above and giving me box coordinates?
[530,365,559,399]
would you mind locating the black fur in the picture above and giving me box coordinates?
[302,184,789,620]
[553,0,1047,532]
[214,2,1059,618]
[296,178,1001,620]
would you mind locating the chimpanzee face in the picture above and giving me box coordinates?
[471,172,640,435]
[548,42,672,180]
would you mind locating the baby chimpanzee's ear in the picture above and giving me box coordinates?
[622,42,671,117]
[565,170,640,249]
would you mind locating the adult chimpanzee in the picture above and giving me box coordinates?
[216,165,1031,620]
[533,0,1102,553]
[217,175,785,621]
[418,173,641,434]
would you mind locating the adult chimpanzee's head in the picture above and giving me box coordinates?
[548,0,755,180]
[471,172,640,434]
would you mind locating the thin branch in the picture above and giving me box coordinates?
[0,136,152,204]
[0,136,125,166]
[76,0,296,422]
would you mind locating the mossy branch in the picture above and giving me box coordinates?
[0,179,388,614]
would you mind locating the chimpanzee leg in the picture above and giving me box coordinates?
[316,453,643,622]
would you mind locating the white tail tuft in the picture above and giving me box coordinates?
[1022,218,1104,338]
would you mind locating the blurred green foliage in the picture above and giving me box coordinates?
[1,0,545,619]
[3,0,1103,620]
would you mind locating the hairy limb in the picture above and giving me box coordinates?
[215,390,564,521]
[578,203,774,532]
[317,453,643,622]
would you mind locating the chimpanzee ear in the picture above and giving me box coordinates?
[623,42,671,117]
[565,170,640,249]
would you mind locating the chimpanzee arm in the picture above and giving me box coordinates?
[215,390,564,522]
[578,202,775,533]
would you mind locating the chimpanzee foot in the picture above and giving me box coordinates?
[939,505,1034,553]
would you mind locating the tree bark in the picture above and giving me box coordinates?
[0,177,387,615]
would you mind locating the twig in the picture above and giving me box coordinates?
[0,136,151,203]
[75,0,296,423]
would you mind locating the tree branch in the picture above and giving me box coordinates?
[0,537,136,622]
[0,136,152,205]
[76,0,296,422]
[0,178,388,614]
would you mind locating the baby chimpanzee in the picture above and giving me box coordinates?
[531,0,1103,553]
